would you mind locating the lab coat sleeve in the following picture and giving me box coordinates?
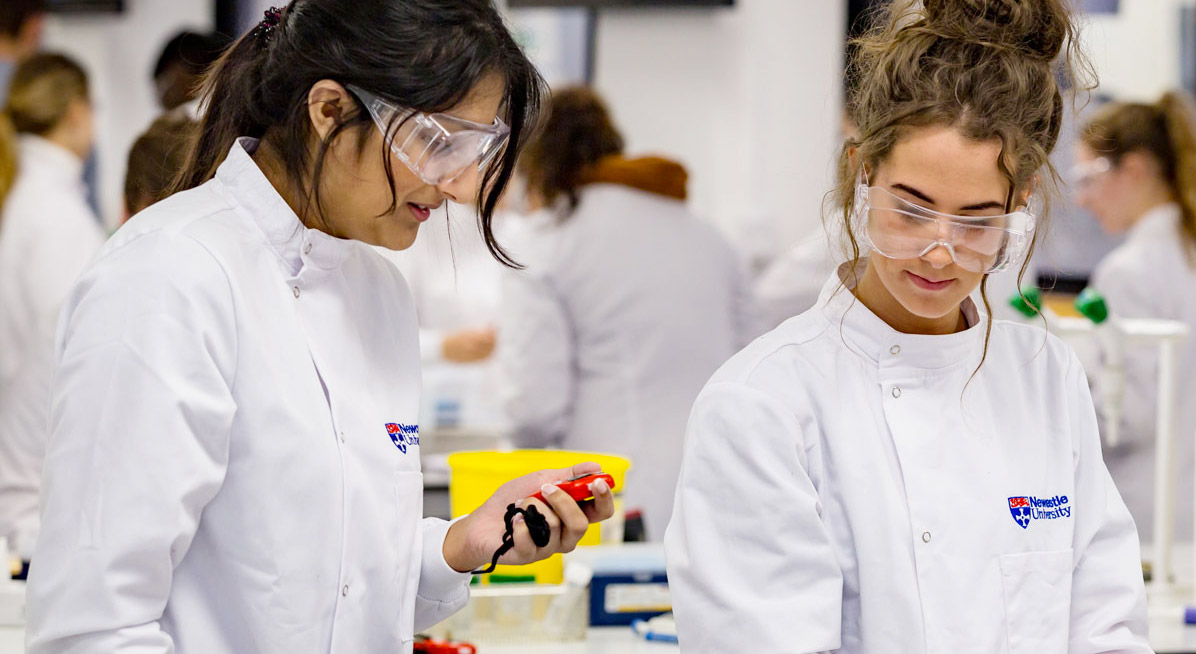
[665,382,841,654]
[1065,352,1151,653]
[26,234,238,654]
[498,267,574,448]
[414,517,472,631]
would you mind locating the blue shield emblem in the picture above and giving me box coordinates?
[1008,496,1031,529]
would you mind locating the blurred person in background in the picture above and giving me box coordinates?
[500,87,762,541]
[0,53,105,571]
[1074,90,1196,539]
[153,31,231,119]
[123,113,197,222]
[0,0,44,106]
[380,207,515,434]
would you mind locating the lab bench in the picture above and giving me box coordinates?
[0,626,675,652]
[2,621,1196,652]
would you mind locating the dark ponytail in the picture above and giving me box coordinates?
[173,0,544,267]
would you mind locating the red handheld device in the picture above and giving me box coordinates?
[530,472,615,504]
[413,637,476,654]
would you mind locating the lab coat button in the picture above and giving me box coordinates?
[342,584,349,596]
[339,431,345,443]
[292,286,301,299]
[890,345,901,355]
[303,242,313,255]
[891,386,902,398]
[922,531,931,543]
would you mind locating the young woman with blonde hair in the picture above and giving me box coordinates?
[666,1,1149,651]
[1074,90,1196,539]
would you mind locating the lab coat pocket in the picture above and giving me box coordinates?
[1000,549,1073,654]
[394,470,425,643]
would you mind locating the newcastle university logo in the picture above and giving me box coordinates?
[385,423,420,454]
[1008,495,1071,529]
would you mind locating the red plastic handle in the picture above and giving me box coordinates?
[529,472,615,504]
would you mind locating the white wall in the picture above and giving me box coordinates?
[1084,0,1189,101]
[591,0,845,264]
[40,0,215,227]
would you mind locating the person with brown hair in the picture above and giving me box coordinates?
[665,1,1149,652]
[1074,91,1196,540]
[122,114,197,220]
[500,86,760,541]
[25,3,613,652]
[0,53,105,569]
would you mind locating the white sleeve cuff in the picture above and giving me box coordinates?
[418,517,472,603]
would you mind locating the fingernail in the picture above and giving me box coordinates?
[513,514,525,525]
[541,484,559,496]
[590,479,609,494]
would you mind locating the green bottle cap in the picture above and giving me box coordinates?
[1009,286,1044,318]
[1075,288,1109,324]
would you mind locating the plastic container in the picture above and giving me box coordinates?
[446,450,630,584]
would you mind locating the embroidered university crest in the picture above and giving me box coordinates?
[385,422,420,453]
[1008,495,1071,529]
[1008,496,1032,529]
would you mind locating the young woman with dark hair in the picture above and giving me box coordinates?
[666,1,1150,651]
[26,3,613,652]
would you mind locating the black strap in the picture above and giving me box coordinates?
[472,503,551,575]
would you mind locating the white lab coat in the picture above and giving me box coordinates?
[666,263,1149,653]
[1090,203,1196,540]
[27,139,471,654]
[0,136,106,555]
[500,184,761,540]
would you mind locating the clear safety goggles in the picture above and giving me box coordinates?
[348,84,510,186]
[854,176,1038,274]
[1069,157,1112,188]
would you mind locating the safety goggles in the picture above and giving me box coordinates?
[854,176,1037,274]
[1069,157,1112,188]
[347,84,510,186]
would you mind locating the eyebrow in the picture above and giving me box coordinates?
[890,183,1006,212]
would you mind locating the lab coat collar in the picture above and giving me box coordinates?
[19,135,84,183]
[1128,203,1181,243]
[215,138,354,273]
[816,260,984,371]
